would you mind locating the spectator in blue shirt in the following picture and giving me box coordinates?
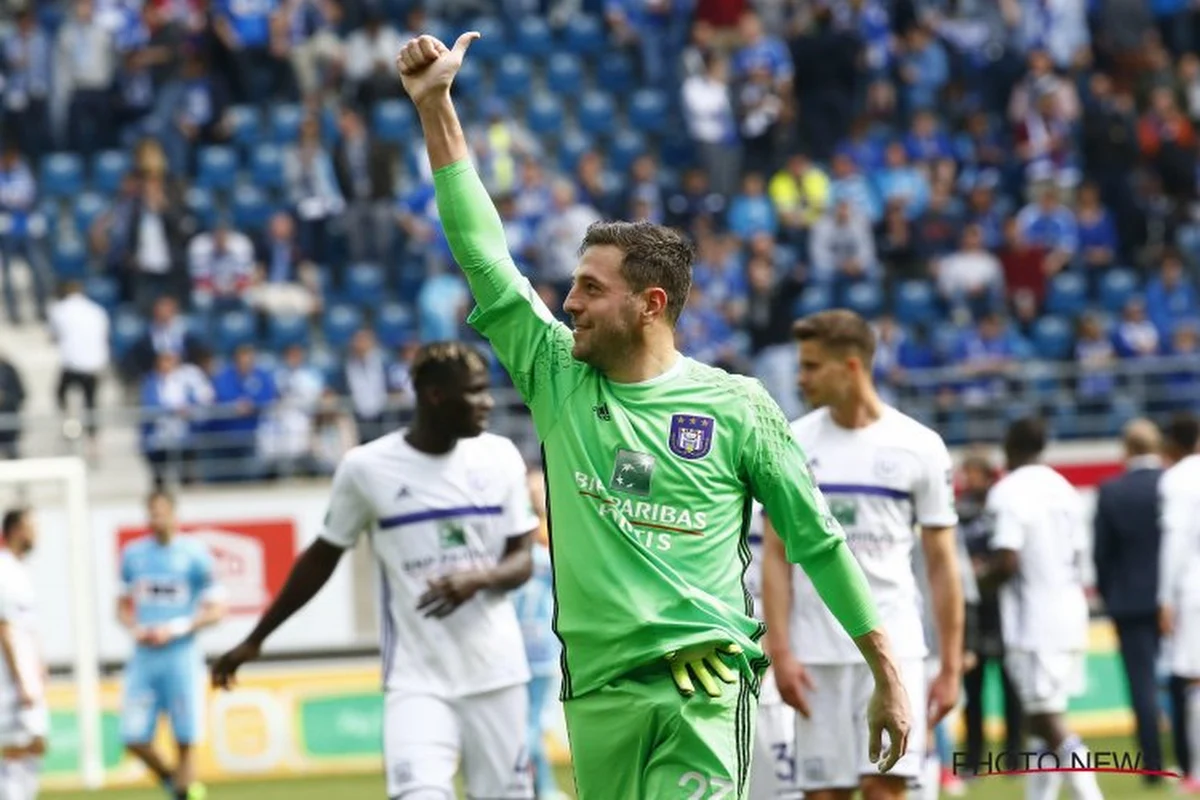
[162,50,231,176]
[1145,252,1200,337]
[0,8,53,161]
[1164,322,1200,411]
[952,312,1023,407]
[213,0,289,104]
[605,0,692,95]
[905,110,955,164]
[1074,312,1117,416]
[1113,296,1162,359]
[140,349,215,488]
[830,152,882,224]
[1016,182,1078,275]
[727,172,778,239]
[0,138,50,325]
[733,10,794,92]
[209,343,278,482]
[874,141,930,220]
[1075,181,1118,276]
[897,24,949,114]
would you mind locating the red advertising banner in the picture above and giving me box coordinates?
[116,519,297,615]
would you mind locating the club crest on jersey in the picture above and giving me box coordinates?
[668,414,715,460]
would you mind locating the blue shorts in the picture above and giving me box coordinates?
[120,647,204,746]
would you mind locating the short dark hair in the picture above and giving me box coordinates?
[791,309,876,365]
[2,508,28,539]
[579,221,694,324]
[411,342,488,393]
[1004,417,1047,464]
[1163,412,1200,455]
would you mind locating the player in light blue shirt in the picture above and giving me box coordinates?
[118,491,225,800]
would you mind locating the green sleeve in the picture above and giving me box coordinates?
[740,382,881,639]
[433,160,585,433]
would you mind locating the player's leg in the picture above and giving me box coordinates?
[121,655,174,793]
[562,672,660,800]
[526,675,561,799]
[457,683,534,800]
[1185,679,1200,792]
[0,759,23,800]
[165,652,206,799]
[859,659,926,800]
[787,664,856,800]
[642,669,755,799]
[384,691,459,800]
[748,668,801,800]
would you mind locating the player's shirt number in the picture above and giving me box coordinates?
[678,771,734,799]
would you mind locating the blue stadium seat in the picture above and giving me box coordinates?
[628,89,669,135]
[467,16,508,60]
[214,309,257,354]
[577,90,616,137]
[73,192,106,234]
[596,53,636,95]
[372,100,414,145]
[1045,271,1087,317]
[375,302,415,349]
[267,312,310,351]
[495,55,533,99]
[270,103,304,143]
[525,94,563,136]
[185,187,217,229]
[231,185,271,231]
[91,150,130,196]
[323,303,364,350]
[659,135,695,170]
[111,308,146,359]
[1032,315,1074,361]
[183,310,212,342]
[558,132,594,173]
[893,279,936,326]
[843,281,884,319]
[931,322,965,362]
[250,143,285,192]
[343,263,386,310]
[84,275,120,312]
[454,56,484,96]
[546,53,584,96]
[196,146,238,192]
[563,14,605,56]
[225,105,262,149]
[794,285,832,318]
[40,153,84,198]
[1100,268,1139,314]
[51,239,87,279]
[608,129,647,173]
[515,16,553,56]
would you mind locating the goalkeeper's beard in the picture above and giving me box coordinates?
[572,313,641,372]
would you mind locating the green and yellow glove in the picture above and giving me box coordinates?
[666,643,742,697]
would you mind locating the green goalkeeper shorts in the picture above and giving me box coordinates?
[563,662,758,799]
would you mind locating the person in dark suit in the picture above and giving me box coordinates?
[1093,418,1166,783]
[332,106,396,264]
[121,295,208,385]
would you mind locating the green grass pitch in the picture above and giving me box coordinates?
[40,737,1178,800]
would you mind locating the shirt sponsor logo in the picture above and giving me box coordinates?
[669,414,715,460]
[610,449,656,496]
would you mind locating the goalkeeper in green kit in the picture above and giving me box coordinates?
[395,33,912,799]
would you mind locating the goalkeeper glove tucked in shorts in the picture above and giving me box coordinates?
[666,643,741,697]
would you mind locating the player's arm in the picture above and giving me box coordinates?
[1091,486,1114,606]
[396,34,579,424]
[212,457,368,688]
[1158,473,1188,636]
[418,530,536,619]
[0,587,31,705]
[979,491,1021,589]
[742,386,908,768]
[761,516,816,717]
[116,551,149,645]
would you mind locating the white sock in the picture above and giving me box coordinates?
[1026,739,1062,800]
[914,751,940,800]
[0,760,28,800]
[1188,682,1200,782]
[1059,735,1103,800]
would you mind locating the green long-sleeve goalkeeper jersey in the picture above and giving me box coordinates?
[433,160,879,700]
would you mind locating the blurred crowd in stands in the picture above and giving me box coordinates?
[1,0,1200,482]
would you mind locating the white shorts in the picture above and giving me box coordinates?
[0,702,48,751]
[749,667,801,800]
[793,658,928,791]
[1004,650,1086,715]
[1170,605,1200,679]
[384,684,533,799]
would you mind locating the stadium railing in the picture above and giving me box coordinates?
[0,356,1196,493]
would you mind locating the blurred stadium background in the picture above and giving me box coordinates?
[0,0,1198,793]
